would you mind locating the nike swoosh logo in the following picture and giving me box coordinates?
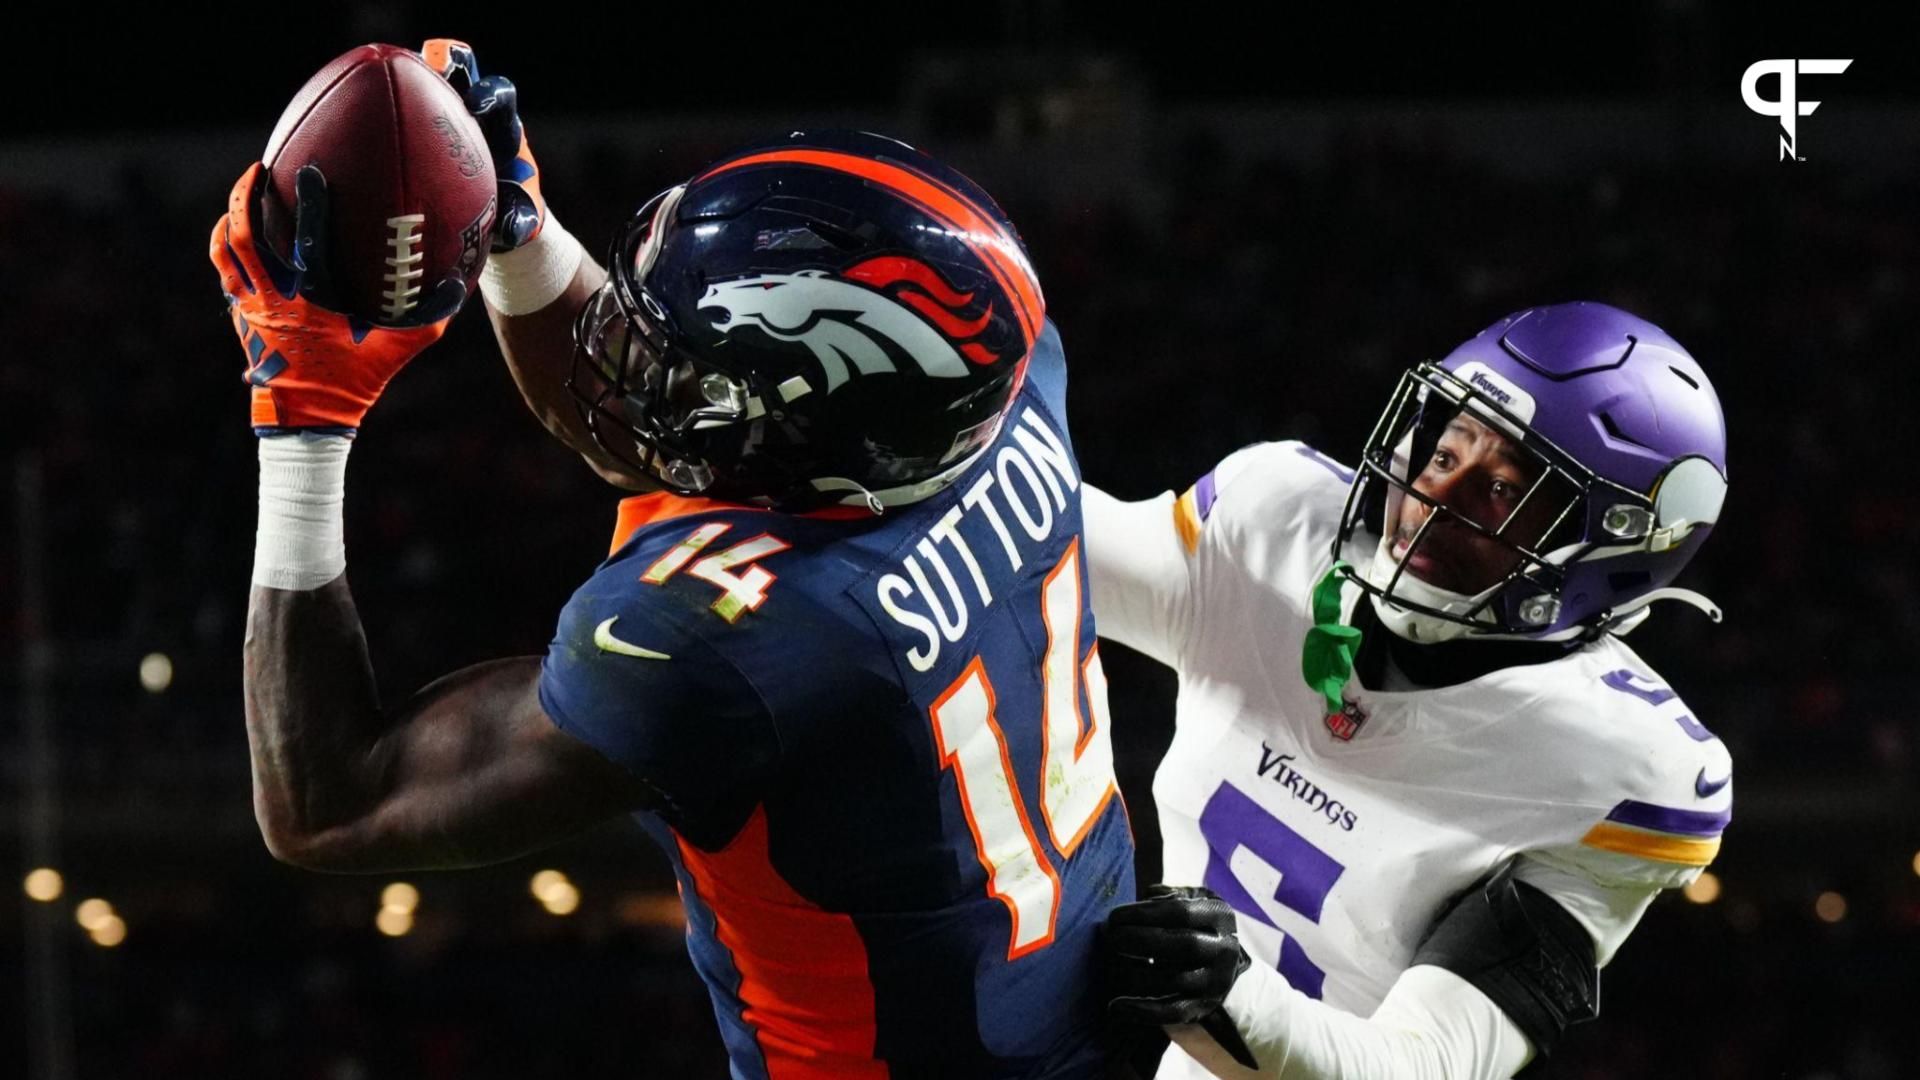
[1694,768,1731,798]
[593,617,671,660]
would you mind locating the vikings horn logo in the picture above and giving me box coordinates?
[698,256,998,392]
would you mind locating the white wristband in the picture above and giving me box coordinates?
[479,213,585,316]
[254,433,351,591]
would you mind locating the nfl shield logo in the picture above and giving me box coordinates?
[1325,701,1368,741]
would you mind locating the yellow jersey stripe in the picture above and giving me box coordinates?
[1580,822,1722,866]
[1173,489,1203,554]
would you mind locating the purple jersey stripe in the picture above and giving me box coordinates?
[1292,444,1356,484]
[1672,713,1717,742]
[1605,799,1731,837]
[1194,470,1219,521]
[1600,669,1678,706]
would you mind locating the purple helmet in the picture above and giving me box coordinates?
[1334,301,1728,642]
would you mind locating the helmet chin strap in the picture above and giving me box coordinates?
[1363,532,1724,646]
[1594,587,1723,635]
[808,440,998,514]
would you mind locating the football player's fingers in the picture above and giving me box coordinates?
[1108,953,1226,999]
[420,38,479,92]
[1106,976,1210,1017]
[291,164,336,302]
[1141,884,1230,907]
[209,215,249,300]
[372,300,461,354]
[1106,894,1235,932]
[1105,924,1229,966]
[465,75,524,167]
[401,278,467,329]
[513,126,544,201]
[221,163,279,297]
[496,189,542,251]
[1108,994,1211,1027]
[211,174,265,299]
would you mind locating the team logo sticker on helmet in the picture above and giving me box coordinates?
[699,255,996,392]
[1451,361,1537,428]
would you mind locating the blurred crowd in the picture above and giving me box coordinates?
[3,115,1917,1076]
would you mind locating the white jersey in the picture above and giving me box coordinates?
[1085,441,1732,1077]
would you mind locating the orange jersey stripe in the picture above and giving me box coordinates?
[675,809,886,1079]
[610,492,726,555]
[609,492,872,555]
[700,150,1044,348]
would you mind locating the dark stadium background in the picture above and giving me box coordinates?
[6,3,1918,1076]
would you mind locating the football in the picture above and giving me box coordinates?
[260,43,496,324]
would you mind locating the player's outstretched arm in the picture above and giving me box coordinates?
[244,579,653,872]
[420,39,649,491]
[212,157,654,873]
[1106,881,1547,1079]
[1162,963,1533,1080]
[1083,484,1195,667]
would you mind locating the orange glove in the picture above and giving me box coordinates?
[421,38,547,251]
[209,162,453,432]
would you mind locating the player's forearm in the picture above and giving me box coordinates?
[484,245,607,462]
[478,217,649,489]
[242,576,389,864]
[246,610,596,873]
[1082,484,1193,667]
[1170,964,1532,1080]
[244,558,624,873]
[240,432,381,865]
[240,435,537,872]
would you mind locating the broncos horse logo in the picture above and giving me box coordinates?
[698,256,999,392]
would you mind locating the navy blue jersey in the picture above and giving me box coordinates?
[540,321,1135,1080]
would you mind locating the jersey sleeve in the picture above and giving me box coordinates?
[1510,855,1661,969]
[539,562,782,848]
[1193,959,1534,1079]
[1520,677,1732,961]
[1086,442,1329,668]
[1559,714,1731,891]
[1083,484,1193,667]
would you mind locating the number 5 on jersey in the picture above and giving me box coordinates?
[929,540,1118,959]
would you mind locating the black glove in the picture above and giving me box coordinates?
[1104,884,1260,1071]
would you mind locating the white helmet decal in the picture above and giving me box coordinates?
[699,270,974,392]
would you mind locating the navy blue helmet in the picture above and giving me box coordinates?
[571,130,1047,511]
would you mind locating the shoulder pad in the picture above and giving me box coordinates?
[1173,441,1354,554]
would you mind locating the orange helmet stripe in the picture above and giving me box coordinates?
[699,149,1044,347]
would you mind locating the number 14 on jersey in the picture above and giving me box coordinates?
[929,539,1119,960]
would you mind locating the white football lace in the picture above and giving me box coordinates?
[381,214,426,320]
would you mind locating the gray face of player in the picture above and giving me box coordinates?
[1391,413,1564,596]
